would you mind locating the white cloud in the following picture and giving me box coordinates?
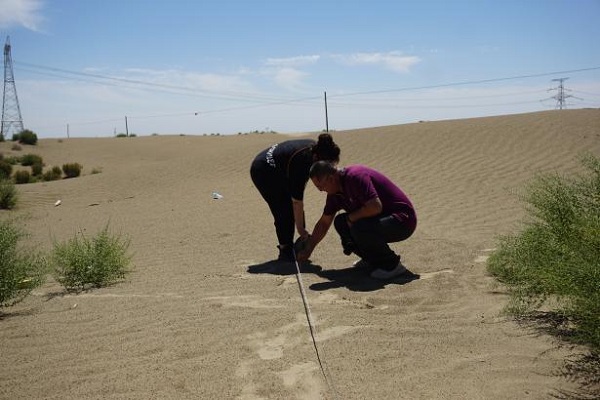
[0,0,44,31]
[334,51,421,73]
[265,55,320,68]
[271,67,308,91]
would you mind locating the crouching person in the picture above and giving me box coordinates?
[297,161,417,279]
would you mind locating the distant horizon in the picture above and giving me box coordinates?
[11,108,596,140]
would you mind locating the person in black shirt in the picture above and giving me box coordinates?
[250,133,340,261]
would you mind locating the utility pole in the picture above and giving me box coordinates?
[1,36,24,140]
[324,91,329,133]
[125,116,129,137]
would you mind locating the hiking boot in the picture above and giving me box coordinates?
[370,261,407,279]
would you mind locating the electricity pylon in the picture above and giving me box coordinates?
[1,36,24,140]
[548,77,581,110]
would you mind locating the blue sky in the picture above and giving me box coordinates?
[1,0,599,138]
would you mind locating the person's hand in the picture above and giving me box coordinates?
[296,248,312,263]
[295,236,313,263]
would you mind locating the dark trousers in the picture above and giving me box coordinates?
[250,160,294,247]
[334,212,415,270]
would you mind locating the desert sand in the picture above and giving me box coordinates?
[1,109,599,399]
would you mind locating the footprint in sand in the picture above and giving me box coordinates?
[418,269,454,279]
[246,315,310,360]
[311,291,389,310]
[204,295,284,309]
[278,362,325,399]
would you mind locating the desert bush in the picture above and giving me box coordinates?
[31,163,43,176]
[0,219,47,307]
[42,166,62,181]
[14,130,38,145]
[20,154,43,167]
[11,144,22,151]
[51,224,132,291]
[3,156,19,165]
[0,160,12,179]
[0,180,18,209]
[62,163,82,178]
[487,154,600,351]
[14,170,31,184]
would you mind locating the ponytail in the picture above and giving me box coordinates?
[312,133,340,163]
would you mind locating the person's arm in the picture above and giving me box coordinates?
[346,197,382,225]
[292,198,309,238]
[297,213,334,262]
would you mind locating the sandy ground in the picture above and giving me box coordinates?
[1,109,599,399]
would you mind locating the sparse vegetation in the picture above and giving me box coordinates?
[62,163,82,178]
[51,224,132,291]
[13,130,38,145]
[0,160,13,180]
[487,154,600,351]
[0,219,47,308]
[42,166,62,181]
[13,170,30,185]
[20,154,43,167]
[0,179,18,209]
[31,163,43,177]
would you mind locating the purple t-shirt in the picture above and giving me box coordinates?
[323,165,417,226]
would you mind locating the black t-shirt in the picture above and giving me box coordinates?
[259,139,315,200]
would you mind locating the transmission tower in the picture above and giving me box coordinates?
[548,77,581,110]
[1,36,24,140]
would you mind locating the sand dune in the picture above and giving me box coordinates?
[1,109,599,399]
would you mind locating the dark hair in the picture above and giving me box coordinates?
[309,160,337,180]
[312,133,340,163]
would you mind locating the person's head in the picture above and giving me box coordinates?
[309,160,339,194]
[312,133,340,164]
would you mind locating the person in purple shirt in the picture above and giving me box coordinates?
[297,161,417,279]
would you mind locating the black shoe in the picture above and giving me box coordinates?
[277,244,295,262]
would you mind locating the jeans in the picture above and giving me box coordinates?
[334,212,415,270]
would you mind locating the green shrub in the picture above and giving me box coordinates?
[42,166,62,181]
[62,163,82,178]
[31,163,43,176]
[3,156,19,165]
[488,154,600,350]
[51,224,132,291]
[15,130,38,145]
[0,179,18,209]
[14,170,31,184]
[20,154,43,167]
[0,219,47,307]
[0,160,12,180]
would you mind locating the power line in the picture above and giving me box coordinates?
[15,61,600,130]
